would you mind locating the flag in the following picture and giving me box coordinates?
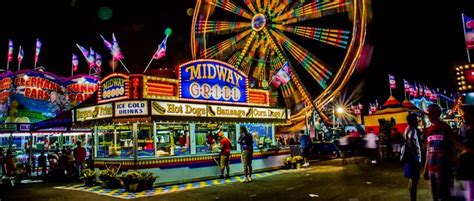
[95,53,102,73]
[388,74,396,89]
[153,35,168,60]
[464,14,474,49]
[34,38,42,65]
[72,54,79,72]
[403,79,410,92]
[112,33,124,60]
[88,48,96,69]
[76,44,89,60]
[430,90,437,101]
[271,62,291,87]
[7,39,13,63]
[413,84,419,98]
[425,86,431,98]
[418,84,424,97]
[100,34,121,60]
[17,46,24,65]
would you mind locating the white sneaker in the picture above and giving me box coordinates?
[302,162,310,167]
[247,176,252,182]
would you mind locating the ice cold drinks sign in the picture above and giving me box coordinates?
[115,101,148,117]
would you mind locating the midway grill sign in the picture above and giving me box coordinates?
[98,74,129,103]
[178,59,248,104]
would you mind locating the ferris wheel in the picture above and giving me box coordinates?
[191,0,368,122]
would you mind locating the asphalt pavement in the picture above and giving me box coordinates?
[0,158,437,201]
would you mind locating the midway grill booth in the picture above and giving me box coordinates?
[73,59,290,184]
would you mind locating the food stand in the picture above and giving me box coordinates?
[73,59,290,184]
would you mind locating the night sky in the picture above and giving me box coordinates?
[1,0,474,105]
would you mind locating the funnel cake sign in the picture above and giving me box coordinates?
[178,59,248,104]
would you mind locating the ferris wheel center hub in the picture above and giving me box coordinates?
[251,14,266,32]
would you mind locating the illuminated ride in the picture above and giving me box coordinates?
[191,0,368,128]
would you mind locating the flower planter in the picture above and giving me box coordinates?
[101,180,109,188]
[128,183,139,192]
[84,178,95,187]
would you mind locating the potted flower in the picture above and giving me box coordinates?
[81,169,96,187]
[121,171,141,192]
[292,156,304,169]
[139,171,158,190]
[98,169,121,189]
[283,156,293,169]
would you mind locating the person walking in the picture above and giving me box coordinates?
[392,127,404,160]
[401,113,422,201]
[38,151,47,176]
[73,141,87,180]
[364,128,378,164]
[299,130,310,167]
[457,105,474,201]
[218,130,232,179]
[338,132,350,165]
[0,148,5,176]
[239,126,253,182]
[423,104,458,201]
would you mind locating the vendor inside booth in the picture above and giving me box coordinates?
[74,59,290,184]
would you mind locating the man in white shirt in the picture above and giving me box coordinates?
[364,128,378,164]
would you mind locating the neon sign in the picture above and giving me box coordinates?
[179,59,247,103]
[76,103,113,121]
[0,72,13,104]
[64,76,99,104]
[115,100,148,117]
[0,70,99,123]
[151,101,287,120]
[98,74,129,103]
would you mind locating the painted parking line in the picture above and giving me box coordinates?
[54,169,298,199]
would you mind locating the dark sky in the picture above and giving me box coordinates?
[1,0,474,105]
[348,0,474,104]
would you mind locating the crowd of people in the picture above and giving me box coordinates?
[0,141,89,183]
[336,103,474,201]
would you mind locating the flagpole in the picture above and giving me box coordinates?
[389,84,392,96]
[143,57,154,74]
[112,58,115,73]
[462,13,472,63]
[118,59,130,73]
[143,35,169,74]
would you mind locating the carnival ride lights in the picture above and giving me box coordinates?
[191,0,368,125]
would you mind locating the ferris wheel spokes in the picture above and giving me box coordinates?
[198,29,252,59]
[195,20,251,35]
[273,0,349,24]
[269,29,332,89]
[205,0,253,20]
[273,25,351,49]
